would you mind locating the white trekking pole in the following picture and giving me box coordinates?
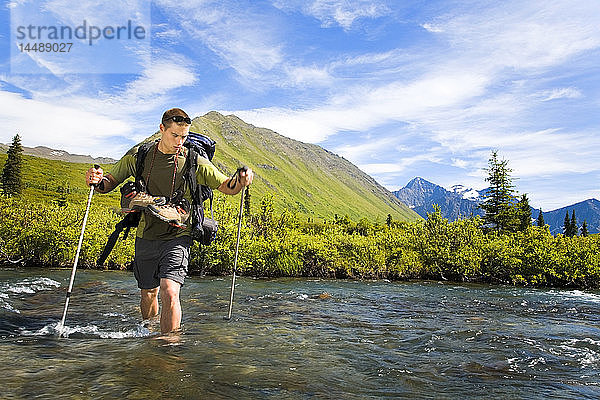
[59,164,99,331]
[226,167,248,320]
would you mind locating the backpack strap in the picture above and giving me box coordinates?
[97,212,140,266]
[135,141,156,190]
[185,147,207,225]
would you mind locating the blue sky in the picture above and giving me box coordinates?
[1,0,600,211]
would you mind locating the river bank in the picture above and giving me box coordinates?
[2,197,600,289]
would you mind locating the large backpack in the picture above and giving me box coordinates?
[97,132,217,266]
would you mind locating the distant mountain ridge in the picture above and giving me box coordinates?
[0,143,116,165]
[541,199,600,235]
[393,177,485,220]
[393,177,600,234]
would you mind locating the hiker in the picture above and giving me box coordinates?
[85,108,253,334]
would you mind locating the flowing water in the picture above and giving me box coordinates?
[1,268,599,399]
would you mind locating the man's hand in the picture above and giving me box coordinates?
[239,167,254,187]
[85,166,103,187]
[218,167,254,195]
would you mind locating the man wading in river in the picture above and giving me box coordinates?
[85,108,253,334]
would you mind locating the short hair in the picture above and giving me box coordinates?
[161,108,191,128]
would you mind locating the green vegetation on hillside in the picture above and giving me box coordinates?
[0,153,120,208]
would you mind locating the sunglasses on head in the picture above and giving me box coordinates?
[163,115,191,124]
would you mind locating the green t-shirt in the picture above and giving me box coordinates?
[109,143,228,240]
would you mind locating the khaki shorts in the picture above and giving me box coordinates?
[133,236,192,289]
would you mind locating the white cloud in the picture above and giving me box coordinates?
[156,0,285,84]
[0,57,200,155]
[539,87,582,101]
[153,23,182,41]
[433,1,600,71]
[360,163,404,174]
[39,0,150,33]
[234,70,489,143]
[360,153,442,175]
[273,0,390,30]
[0,91,131,157]
[451,158,468,169]
[153,0,392,88]
[285,65,332,87]
[308,0,390,29]
[231,107,333,143]
[421,23,443,33]
[121,61,197,99]
[333,137,399,162]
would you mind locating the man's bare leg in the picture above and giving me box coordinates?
[140,287,159,320]
[159,278,182,334]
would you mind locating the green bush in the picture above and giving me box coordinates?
[1,195,599,288]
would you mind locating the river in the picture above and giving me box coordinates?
[1,268,599,399]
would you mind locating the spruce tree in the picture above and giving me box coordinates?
[563,211,571,236]
[1,134,24,196]
[581,220,589,237]
[563,210,579,237]
[516,194,532,231]
[570,210,578,237]
[479,150,518,232]
[386,214,392,227]
[536,209,545,227]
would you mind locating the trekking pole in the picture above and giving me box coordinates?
[59,164,99,330]
[226,167,248,320]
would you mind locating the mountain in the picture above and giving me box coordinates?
[539,199,600,235]
[393,177,484,220]
[0,143,115,165]
[163,111,421,222]
[2,112,419,223]
[394,176,600,234]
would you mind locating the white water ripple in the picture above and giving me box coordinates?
[20,322,154,339]
[3,277,61,294]
[1,277,61,314]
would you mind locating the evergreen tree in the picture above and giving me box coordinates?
[563,210,578,237]
[1,134,24,196]
[516,194,532,231]
[581,220,589,237]
[563,211,571,236]
[386,214,392,227]
[479,150,518,232]
[536,209,545,227]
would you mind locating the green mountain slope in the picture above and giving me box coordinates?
[0,153,120,208]
[136,111,419,222]
[2,112,419,222]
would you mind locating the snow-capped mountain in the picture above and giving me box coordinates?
[394,177,600,234]
[393,177,484,221]
[450,184,486,201]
